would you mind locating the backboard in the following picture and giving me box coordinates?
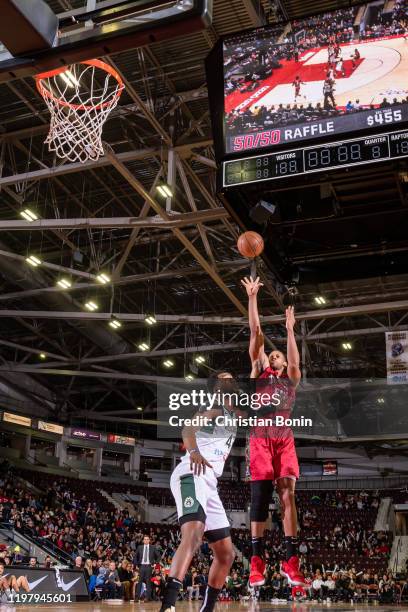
[0,0,212,83]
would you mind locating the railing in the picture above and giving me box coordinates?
[0,521,73,567]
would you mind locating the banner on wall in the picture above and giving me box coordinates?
[385,331,408,383]
[3,412,31,427]
[107,434,135,446]
[71,428,101,441]
[323,460,338,476]
[38,421,63,435]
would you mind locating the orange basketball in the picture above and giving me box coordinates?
[237,231,264,258]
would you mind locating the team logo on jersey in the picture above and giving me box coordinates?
[184,496,194,508]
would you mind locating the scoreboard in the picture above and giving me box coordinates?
[223,130,408,187]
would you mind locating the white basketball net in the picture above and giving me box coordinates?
[36,61,124,163]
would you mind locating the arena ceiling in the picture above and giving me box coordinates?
[0,0,407,433]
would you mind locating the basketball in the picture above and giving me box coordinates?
[237,231,264,258]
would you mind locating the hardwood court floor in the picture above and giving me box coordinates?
[7,601,405,611]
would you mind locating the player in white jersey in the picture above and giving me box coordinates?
[160,372,241,612]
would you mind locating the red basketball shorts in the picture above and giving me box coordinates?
[248,427,299,482]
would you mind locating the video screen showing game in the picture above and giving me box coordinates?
[223,1,408,154]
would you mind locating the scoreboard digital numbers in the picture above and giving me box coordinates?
[223,129,408,187]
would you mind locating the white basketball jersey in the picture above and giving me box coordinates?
[180,406,237,477]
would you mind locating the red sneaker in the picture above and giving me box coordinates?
[249,555,265,587]
[281,555,306,586]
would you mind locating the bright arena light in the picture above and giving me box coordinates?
[20,209,38,222]
[59,69,80,88]
[109,318,122,329]
[96,273,110,284]
[138,343,149,351]
[145,315,157,325]
[57,278,72,289]
[26,255,41,267]
[85,301,98,311]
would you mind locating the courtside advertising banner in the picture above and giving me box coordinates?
[385,331,408,383]
[1,566,89,602]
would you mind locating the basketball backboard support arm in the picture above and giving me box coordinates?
[0,0,212,83]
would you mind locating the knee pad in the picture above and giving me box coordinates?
[250,480,273,522]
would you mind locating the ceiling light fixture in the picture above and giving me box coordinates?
[157,184,172,198]
[163,359,174,368]
[185,374,194,381]
[314,296,326,305]
[96,272,110,284]
[342,342,352,350]
[60,69,79,88]
[39,353,46,360]
[145,315,157,325]
[57,278,72,289]
[85,301,98,311]
[20,209,38,222]
[138,342,149,351]
[109,318,122,329]
[26,255,41,267]
[195,355,205,364]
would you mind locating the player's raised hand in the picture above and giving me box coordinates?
[189,450,212,476]
[241,276,264,297]
[285,305,296,331]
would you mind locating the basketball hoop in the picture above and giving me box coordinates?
[36,59,124,163]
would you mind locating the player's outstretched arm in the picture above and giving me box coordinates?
[241,276,269,373]
[286,306,301,387]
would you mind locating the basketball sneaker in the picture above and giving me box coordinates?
[281,555,306,586]
[249,555,265,587]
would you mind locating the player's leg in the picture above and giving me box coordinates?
[160,469,207,612]
[160,520,205,611]
[200,535,235,612]
[200,488,235,612]
[273,436,305,586]
[248,434,274,587]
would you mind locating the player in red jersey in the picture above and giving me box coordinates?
[241,276,305,588]
[292,76,305,101]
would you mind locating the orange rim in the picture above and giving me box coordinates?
[35,59,124,111]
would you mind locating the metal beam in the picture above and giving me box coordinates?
[105,146,247,316]
[1,299,407,325]
[32,342,250,368]
[0,338,67,362]
[0,260,248,302]
[0,208,229,231]
[0,365,194,383]
[0,137,212,186]
[113,169,162,279]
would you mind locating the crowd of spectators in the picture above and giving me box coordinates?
[0,469,407,603]
[291,8,357,46]
[225,97,408,136]
[362,0,408,39]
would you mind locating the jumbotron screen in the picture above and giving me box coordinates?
[219,1,408,156]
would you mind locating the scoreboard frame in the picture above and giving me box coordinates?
[222,129,408,188]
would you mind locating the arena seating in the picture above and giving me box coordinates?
[1,465,406,603]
